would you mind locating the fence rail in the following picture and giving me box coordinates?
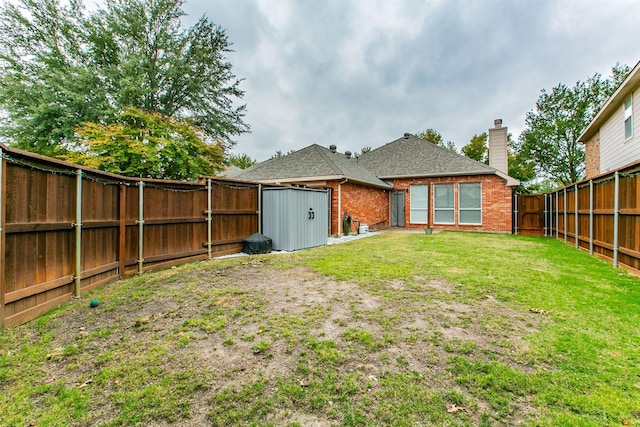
[517,161,640,276]
[0,144,259,328]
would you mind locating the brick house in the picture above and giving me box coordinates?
[232,121,519,234]
[581,59,640,179]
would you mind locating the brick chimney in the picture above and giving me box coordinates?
[488,119,508,174]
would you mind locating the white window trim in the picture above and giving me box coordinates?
[624,94,633,141]
[433,183,455,225]
[409,184,429,224]
[458,182,482,225]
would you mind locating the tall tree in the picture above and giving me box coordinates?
[416,129,458,153]
[0,0,248,159]
[515,65,630,186]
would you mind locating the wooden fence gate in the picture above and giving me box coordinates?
[514,194,545,236]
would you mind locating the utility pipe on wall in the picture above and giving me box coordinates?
[74,169,83,296]
[137,181,144,274]
[337,179,348,235]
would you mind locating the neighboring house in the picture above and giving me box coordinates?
[581,60,640,178]
[233,120,519,235]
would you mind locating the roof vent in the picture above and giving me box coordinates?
[345,151,352,159]
[403,132,411,139]
[329,144,337,153]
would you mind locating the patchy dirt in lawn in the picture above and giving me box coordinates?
[39,260,550,426]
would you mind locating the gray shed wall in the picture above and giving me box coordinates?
[262,187,329,251]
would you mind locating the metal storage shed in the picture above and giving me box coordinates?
[262,187,329,251]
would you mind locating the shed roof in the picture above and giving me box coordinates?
[230,144,392,189]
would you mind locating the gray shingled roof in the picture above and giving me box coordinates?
[358,134,500,178]
[231,144,392,188]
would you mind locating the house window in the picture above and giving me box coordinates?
[410,185,428,224]
[433,184,454,224]
[624,94,633,140]
[459,182,482,224]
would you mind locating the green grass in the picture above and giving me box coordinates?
[1,231,639,426]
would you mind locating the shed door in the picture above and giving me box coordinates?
[391,191,405,227]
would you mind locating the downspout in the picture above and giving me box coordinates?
[337,178,348,235]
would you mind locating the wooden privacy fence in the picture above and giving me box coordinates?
[516,161,640,275]
[0,144,260,328]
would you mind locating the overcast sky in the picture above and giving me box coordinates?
[156,1,640,161]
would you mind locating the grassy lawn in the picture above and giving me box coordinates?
[1,231,639,426]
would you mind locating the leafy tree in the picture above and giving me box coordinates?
[461,131,537,192]
[416,129,457,153]
[0,0,247,159]
[270,149,296,159]
[66,108,224,180]
[227,153,256,169]
[462,133,488,163]
[516,65,630,186]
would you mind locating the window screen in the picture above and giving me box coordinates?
[410,185,428,224]
[459,182,481,224]
[433,184,454,224]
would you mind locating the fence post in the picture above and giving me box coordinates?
[556,191,560,240]
[543,194,548,236]
[74,169,83,296]
[613,172,619,268]
[589,180,593,255]
[137,181,144,274]
[258,184,262,234]
[513,192,518,234]
[574,184,579,249]
[0,147,4,327]
[563,188,568,243]
[119,183,127,276]
[206,179,212,260]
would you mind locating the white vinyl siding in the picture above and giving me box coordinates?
[625,94,633,140]
[409,185,428,224]
[599,88,640,173]
[433,184,454,224]
[458,182,482,224]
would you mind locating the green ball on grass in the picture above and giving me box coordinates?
[89,299,100,308]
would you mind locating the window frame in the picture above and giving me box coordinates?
[409,184,429,224]
[624,94,633,140]
[433,183,455,224]
[458,182,482,225]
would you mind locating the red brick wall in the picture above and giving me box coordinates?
[390,175,514,233]
[326,181,389,234]
[585,132,600,179]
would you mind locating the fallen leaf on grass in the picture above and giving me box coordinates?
[46,348,63,361]
[529,308,549,315]
[77,379,93,388]
[447,403,466,414]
